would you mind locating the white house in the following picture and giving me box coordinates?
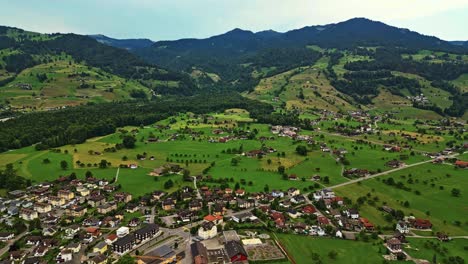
[198,222,217,240]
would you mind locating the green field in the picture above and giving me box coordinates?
[277,234,391,264]
[335,163,468,235]
[0,59,149,110]
[404,238,468,262]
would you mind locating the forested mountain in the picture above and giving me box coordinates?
[1,18,467,118]
[89,34,154,50]
[134,18,465,74]
[0,26,196,111]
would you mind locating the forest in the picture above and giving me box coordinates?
[0,93,273,152]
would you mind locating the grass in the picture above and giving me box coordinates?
[335,163,468,235]
[277,234,388,264]
[403,238,468,262]
[0,59,149,110]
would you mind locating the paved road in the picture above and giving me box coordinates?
[192,176,202,199]
[329,152,463,189]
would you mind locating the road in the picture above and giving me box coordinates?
[192,176,202,199]
[0,229,28,256]
[329,152,464,189]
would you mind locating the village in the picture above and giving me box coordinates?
[0,109,466,264]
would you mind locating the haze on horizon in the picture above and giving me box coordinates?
[0,0,467,41]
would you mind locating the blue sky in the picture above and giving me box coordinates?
[0,0,467,41]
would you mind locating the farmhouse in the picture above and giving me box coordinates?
[454,160,468,168]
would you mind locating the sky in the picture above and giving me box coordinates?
[0,0,467,41]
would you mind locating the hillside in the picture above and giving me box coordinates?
[129,18,468,118]
[0,26,195,111]
[89,34,154,50]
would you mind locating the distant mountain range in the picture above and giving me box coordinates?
[89,34,153,50]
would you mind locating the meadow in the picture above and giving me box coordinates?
[335,163,468,235]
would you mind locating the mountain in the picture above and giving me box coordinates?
[0,26,195,111]
[89,34,154,50]
[450,41,468,47]
[133,18,466,78]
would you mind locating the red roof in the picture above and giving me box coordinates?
[317,216,330,225]
[302,205,317,214]
[455,160,468,167]
[107,234,117,241]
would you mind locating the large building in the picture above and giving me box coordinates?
[134,224,161,242]
[112,234,135,255]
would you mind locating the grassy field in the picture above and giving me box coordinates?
[0,58,149,110]
[404,238,468,262]
[335,163,468,235]
[277,234,391,264]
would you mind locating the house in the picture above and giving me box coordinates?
[42,227,57,236]
[134,224,160,242]
[58,190,75,200]
[57,249,73,262]
[189,199,203,211]
[86,227,101,238]
[105,234,118,245]
[97,202,117,214]
[20,208,38,221]
[235,189,245,197]
[359,218,374,231]
[88,195,106,207]
[386,238,402,253]
[225,240,248,263]
[64,225,80,239]
[93,241,108,254]
[112,234,136,255]
[48,196,66,207]
[454,160,468,168]
[271,190,284,198]
[411,218,432,229]
[0,232,14,241]
[287,209,301,219]
[125,203,140,213]
[237,198,254,209]
[244,150,264,158]
[89,254,107,264]
[34,202,52,214]
[162,198,176,211]
[386,159,405,168]
[114,192,132,203]
[302,205,317,215]
[345,208,359,219]
[231,212,257,223]
[198,221,217,240]
[396,221,409,234]
[116,226,130,238]
[204,214,224,225]
[25,236,41,245]
[287,187,300,197]
[291,195,306,204]
[437,232,449,242]
[288,174,298,181]
[129,217,140,227]
[67,242,82,253]
[152,191,166,201]
[66,205,87,217]
[317,216,330,226]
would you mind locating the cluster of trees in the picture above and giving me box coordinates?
[0,92,273,152]
[0,164,28,191]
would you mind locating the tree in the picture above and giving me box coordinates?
[277,165,285,174]
[99,159,108,169]
[42,158,50,164]
[60,160,68,170]
[122,135,136,149]
[164,179,174,189]
[85,171,93,178]
[231,158,239,166]
[451,188,461,197]
[323,176,330,184]
[295,145,308,156]
[328,250,338,260]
